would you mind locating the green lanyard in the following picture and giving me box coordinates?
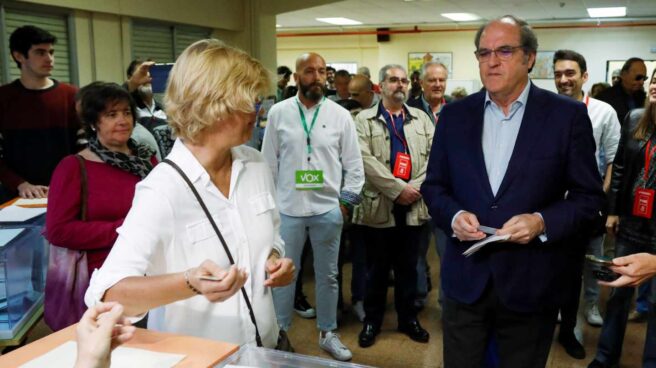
[296,98,323,154]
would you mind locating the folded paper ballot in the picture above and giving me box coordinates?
[462,234,511,257]
[20,341,186,368]
[14,197,48,206]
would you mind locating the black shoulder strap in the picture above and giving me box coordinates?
[162,159,263,347]
[75,155,88,221]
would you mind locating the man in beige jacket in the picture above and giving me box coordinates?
[353,64,435,348]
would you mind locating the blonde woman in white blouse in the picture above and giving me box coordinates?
[85,39,294,348]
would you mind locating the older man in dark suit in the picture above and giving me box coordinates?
[421,15,604,368]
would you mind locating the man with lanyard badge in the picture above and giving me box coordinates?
[353,64,434,348]
[553,49,620,360]
[262,52,364,361]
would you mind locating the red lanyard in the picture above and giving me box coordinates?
[584,95,589,107]
[385,108,408,152]
[644,140,656,182]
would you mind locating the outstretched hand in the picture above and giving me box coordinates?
[75,302,135,368]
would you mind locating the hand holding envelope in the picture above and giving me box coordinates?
[462,225,511,257]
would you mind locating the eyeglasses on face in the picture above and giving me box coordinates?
[386,76,410,85]
[635,75,648,82]
[474,45,524,62]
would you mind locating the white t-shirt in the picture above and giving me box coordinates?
[585,93,621,173]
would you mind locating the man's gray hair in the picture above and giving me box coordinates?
[357,66,371,78]
[474,15,538,54]
[379,64,406,83]
[420,61,448,80]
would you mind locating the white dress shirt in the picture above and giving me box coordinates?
[482,81,531,196]
[585,93,621,172]
[262,96,364,217]
[85,139,284,348]
[136,102,167,121]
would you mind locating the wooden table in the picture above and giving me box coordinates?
[0,324,239,367]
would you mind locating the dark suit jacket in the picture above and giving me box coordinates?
[407,94,452,121]
[596,83,646,124]
[420,84,604,313]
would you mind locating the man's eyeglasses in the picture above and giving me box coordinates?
[635,75,648,82]
[474,45,523,62]
[386,76,410,85]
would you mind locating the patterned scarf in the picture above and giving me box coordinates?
[89,137,154,179]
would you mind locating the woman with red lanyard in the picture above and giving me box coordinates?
[590,68,656,368]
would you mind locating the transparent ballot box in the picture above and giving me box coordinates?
[0,224,48,340]
[216,345,375,368]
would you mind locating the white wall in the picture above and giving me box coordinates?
[277,25,656,94]
[13,0,280,87]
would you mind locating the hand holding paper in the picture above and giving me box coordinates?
[462,233,511,257]
[452,211,486,241]
[496,213,545,244]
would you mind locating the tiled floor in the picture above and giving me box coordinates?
[286,244,647,368]
[11,241,648,367]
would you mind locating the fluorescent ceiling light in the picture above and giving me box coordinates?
[441,13,481,22]
[587,7,626,18]
[316,17,362,25]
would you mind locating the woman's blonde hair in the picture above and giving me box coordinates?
[165,39,270,142]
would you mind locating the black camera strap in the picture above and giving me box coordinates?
[162,159,263,347]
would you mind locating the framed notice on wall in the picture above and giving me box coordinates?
[529,51,555,79]
[408,52,452,76]
[606,60,656,85]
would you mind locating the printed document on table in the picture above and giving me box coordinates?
[19,341,186,368]
[463,234,511,257]
[14,197,48,206]
[0,205,46,222]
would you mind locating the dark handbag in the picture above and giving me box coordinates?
[44,155,90,331]
[162,159,263,347]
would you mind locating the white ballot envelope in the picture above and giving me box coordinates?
[462,234,511,257]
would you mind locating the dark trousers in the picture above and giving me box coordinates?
[294,239,311,298]
[595,238,656,367]
[443,284,558,368]
[362,216,421,327]
[560,251,585,334]
[349,225,367,302]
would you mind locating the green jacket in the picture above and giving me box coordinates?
[353,103,435,228]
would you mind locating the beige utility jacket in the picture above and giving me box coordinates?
[353,103,435,228]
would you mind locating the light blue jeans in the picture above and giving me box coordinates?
[272,207,342,332]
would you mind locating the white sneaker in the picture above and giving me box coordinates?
[319,331,352,361]
[586,304,603,326]
[352,301,366,322]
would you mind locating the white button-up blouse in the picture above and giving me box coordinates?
[85,139,285,348]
